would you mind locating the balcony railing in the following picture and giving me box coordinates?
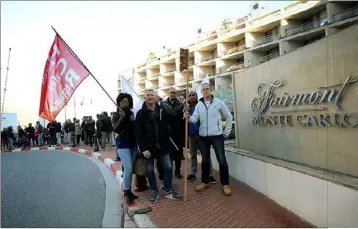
[284,1,311,14]
[147,73,159,80]
[197,56,216,64]
[251,52,280,66]
[333,6,358,22]
[251,33,280,47]
[249,10,281,27]
[179,76,194,84]
[286,19,327,36]
[224,44,246,56]
[163,69,176,75]
[227,62,245,72]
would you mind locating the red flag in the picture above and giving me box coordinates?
[39,35,89,121]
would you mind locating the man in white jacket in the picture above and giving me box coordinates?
[184,83,233,196]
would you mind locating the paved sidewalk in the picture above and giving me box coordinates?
[130,162,313,228]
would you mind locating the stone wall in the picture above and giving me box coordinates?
[233,24,358,177]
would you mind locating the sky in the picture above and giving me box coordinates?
[1,1,288,126]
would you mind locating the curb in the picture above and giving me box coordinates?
[1,147,156,228]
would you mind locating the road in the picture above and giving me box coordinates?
[1,150,113,228]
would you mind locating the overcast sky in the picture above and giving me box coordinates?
[1,1,288,125]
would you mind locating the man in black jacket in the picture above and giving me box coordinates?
[164,87,185,179]
[101,112,113,150]
[87,116,96,147]
[135,89,181,202]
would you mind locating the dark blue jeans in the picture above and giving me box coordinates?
[199,135,229,185]
[146,153,173,192]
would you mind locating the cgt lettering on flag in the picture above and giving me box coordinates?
[39,34,90,121]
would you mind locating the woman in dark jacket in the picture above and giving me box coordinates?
[112,93,138,204]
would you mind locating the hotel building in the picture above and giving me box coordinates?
[117,1,358,227]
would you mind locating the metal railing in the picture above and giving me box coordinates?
[252,52,280,66]
[251,33,280,47]
[333,6,358,22]
[224,44,246,56]
[286,19,327,36]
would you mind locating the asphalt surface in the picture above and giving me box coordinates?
[1,150,107,228]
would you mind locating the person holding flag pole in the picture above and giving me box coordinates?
[184,80,233,196]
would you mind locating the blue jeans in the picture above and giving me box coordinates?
[199,135,229,185]
[117,147,137,191]
[146,153,173,192]
[38,133,43,146]
[7,137,14,149]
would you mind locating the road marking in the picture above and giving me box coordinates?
[78,149,87,154]
[104,158,115,167]
[92,152,101,160]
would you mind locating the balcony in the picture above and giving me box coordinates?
[333,6,358,23]
[286,19,327,36]
[251,33,280,47]
[248,10,281,28]
[179,76,194,84]
[227,62,245,72]
[251,52,280,66]
[196,56,217,66]
[224,44,246,56]
[137,78,146,84]
[163,69,176,77]
[147,73,159,80]
[136,63,147,72]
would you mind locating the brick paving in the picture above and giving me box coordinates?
[131,162,313,228]
[38,144,313,228]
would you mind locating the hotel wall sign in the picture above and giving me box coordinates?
[250,76,358,128]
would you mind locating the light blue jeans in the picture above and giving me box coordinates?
[117,147,137,191]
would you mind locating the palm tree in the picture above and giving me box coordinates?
[221,18,233,31]
[147,52,156,62]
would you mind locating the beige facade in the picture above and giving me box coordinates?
[233,24,358,177]
[119,0,358,103]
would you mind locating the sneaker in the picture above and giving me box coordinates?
[160,182,176,191]
[223,185,232,196]
[195,183,209,192]
[165,190,182,200]
[209,176,216,184]
[149,191,159,203]
[175,172,183,179]
[187,174,196,181]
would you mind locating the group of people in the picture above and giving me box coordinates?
[0,113,116,151]
[112,82,233,204]
[1,122,46,149]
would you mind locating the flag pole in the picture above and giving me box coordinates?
[74,94,77,118]
[184,69,189,202]
[51,26,119,109]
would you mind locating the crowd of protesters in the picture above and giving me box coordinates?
[1,83,233,205]
[1,113,116,151]
[112,82,233,204]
